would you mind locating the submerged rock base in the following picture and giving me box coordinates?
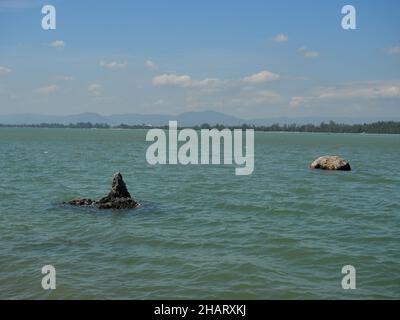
[310,156,351,171]
[65,172,139,209]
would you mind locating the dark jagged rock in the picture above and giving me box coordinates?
[65,172,139,209]
[97,197,139,210]
[67,199,96,206]
[310,155,351,171]
[107,172,131,198]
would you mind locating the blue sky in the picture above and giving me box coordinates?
[0,0,399,119]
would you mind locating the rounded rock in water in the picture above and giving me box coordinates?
[310,155,351,171]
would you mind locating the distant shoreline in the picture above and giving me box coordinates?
[1,121,400,134]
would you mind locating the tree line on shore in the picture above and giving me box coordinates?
[1,120,400,134]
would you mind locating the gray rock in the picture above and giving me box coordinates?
[67,198,96,206]
[107,172,131,198]
[65,172,139,209]
[310,155,351,171]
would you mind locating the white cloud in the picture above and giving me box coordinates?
[191,78,222,88]
[34,84,59,95]
[298,46,319,58]
[153,74,221,88]
[290,81,400,107]
[289,96,309,107]
[145,60,157,70]
[242,70,280,84]
[273,34,288,43]
[0,66,12,74]
[229,89,282,107]
[50,40,65,49]
[100,61,128,70]
[87,83,102,96]
[153,74,191,86]
[384,46,400,55]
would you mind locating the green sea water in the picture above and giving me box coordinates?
[0,128,399,299]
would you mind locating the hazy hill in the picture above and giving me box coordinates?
[1,111,399,126]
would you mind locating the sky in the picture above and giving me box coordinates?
[0,0,399,119]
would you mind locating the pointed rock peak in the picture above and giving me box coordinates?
[110,172,131,198]
[65,172,139,210]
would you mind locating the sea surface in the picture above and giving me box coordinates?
[0,128,399,299]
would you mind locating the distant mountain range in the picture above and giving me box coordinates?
[0,111,398,126]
